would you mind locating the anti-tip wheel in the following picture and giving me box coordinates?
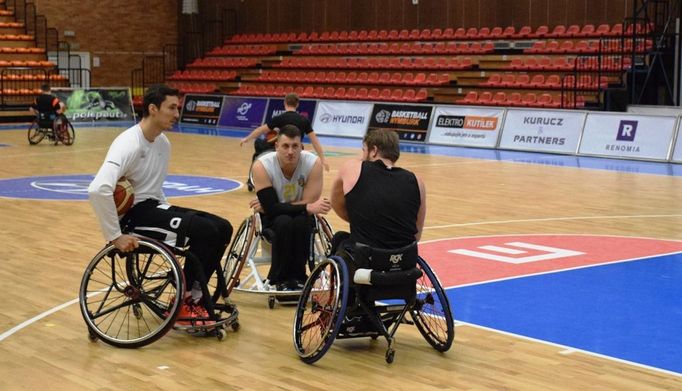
[231,322,240,331]
[268,296,276,309]
[216,327,227,341]
[385,348,395,364]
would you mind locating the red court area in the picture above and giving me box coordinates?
[419,235,682,287]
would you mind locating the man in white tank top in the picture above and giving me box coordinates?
[250,124,331,290]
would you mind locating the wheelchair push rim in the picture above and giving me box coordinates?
[293,256,349,364]
[79,240,184,348]
[27,121,45,145]
[55,116,75,145]
[411,256,455,352]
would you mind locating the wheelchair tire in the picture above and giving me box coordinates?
[411,256,455,352]
[27,121,44,145]
[309,216,334,271]
[79,239,185,348]
[56,116,75,146]
[293,256,349,364]
[218,216,254,296]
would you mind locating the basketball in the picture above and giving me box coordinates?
[113,177,134,217]
[265,128,278,143]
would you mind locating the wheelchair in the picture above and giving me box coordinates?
[226,211,334,308]
[293,242,454,364]
[79,236,240,348]
[27,112,75,146]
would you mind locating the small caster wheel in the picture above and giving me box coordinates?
[247,180,254,192]
[268,296,276,309]
[216,327,227,341]
[385,348,395,364]
[231,322,240,331]
[88,330,98,342]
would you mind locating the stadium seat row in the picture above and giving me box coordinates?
[0,47,45,54]
[208,45,278,56]
[187,58,259,68]
[480,73,608,90]
[275,56,474,70]
[506,56,632,71]
[525,39,653,54]
[0,34,33,41]
[298,41,495,55]
[228,23,650,44]
[458,90,585,108]
[232,84,429,102]
[168,70,237,81]
[259,70,450,86]
[0,59,54,67]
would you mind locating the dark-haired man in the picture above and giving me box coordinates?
[250,124,331,290]
[88,84,233,322]
[29,84,65,119]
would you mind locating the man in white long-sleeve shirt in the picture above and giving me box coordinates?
[88,84,233,322]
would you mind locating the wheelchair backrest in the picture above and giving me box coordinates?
[351,241,420,302]
[352,241,418,272]
[37,112,57,128]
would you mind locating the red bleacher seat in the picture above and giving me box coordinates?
[508,92,523,106]
[402,89,416,101]
[415,88,428,101]
[514,74,530,87]
[521,92,537,107]
[477,91,493,105]
[356,87,369,100]
[580,24,596,37]
[516,25,533,38]
[334,87,346,99]
[492,92,507,106]
[529,74,545,87]
[482,73,502,86]
[548,25,567,37]
[368,88,381,100]
[345,87,357,100]
[595,24,611,36]
[459,90,478,104]
[389,89,404,101]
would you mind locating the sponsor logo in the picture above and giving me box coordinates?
[193,100,221,113]
[523,116,564,126]
[185,100,196,111]
[436,115,497,130]
[237,102,252,115]
[375,109,391,124]
[273,109,309,119]
[616,120,638,141]
[0,175,241,200]
[605,144,641,152]
[320,113,365,124]
[70,111,126,120]
[389,254,403,264]
[387,110,428,126]
[513,135,566,145]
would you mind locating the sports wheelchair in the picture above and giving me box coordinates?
[293,241,454,364]
[79,236,239,348]
[225,211,333,308]
[27,112,75,146]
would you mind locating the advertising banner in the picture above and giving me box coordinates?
[428,105,503,148]
[498,109,586,154]
[218,97,268,129]
[53,87,135,122]
[264,99,317,124]
[369,103,433,142]
[180,94,224,125]
[578,113,677,161]
[312,100,372,137]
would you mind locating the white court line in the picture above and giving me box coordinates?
[455,321,682,378]
[0,297,79,342]
[1,214,681,378]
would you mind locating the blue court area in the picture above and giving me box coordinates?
[447,253,682,374]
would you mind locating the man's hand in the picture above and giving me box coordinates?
[240,137,250,147]
[112,234,139,252]
[249,198,264,213]
[306,197,331,215]
[320,158,330,172]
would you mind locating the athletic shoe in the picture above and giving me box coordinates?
[175,300,215,326]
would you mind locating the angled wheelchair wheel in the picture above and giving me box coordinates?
[215,216,254,297]
[309,216,334,271]
[411,256,455,352]
[55,116,75,145]
[27,121,44,145]
[293,256,349,364]
[79,239,184,348]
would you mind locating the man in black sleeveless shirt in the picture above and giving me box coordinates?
[30,84,65,120]
[330,129,426,252]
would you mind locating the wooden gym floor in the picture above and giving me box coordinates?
[0,124,680,390]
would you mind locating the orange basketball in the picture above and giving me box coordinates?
[113,177,134,217]
[265,129,278,143]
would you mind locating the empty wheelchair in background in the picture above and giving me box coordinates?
[293,242,454,364]
[27,112,75,145]
[79,236,239,348]
[225,211,334,308]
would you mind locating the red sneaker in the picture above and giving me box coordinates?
[175,300,215,326]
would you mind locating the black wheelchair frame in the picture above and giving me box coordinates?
[27,113,75,146]
[293,252,454,364]
[79,237,239,348]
